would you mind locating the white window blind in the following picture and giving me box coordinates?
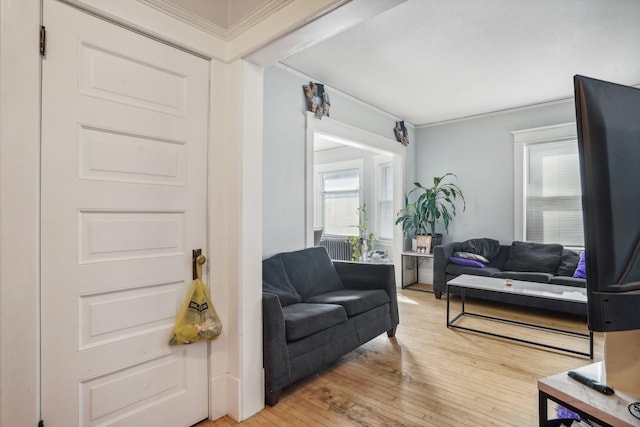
[525,141,584,246]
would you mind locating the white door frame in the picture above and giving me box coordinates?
[0,1,42,425]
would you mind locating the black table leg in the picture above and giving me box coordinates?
[538,390,548,427]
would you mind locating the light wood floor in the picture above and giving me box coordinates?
[198,288,603,426]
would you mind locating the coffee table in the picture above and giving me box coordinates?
[446,274,593,358]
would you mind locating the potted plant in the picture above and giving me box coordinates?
[348,204,374,262]
[395,173,465,250]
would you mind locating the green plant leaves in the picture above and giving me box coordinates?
[395,173,465,237]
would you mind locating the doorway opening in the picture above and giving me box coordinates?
[304,113,405,285]
[313,133,393,263]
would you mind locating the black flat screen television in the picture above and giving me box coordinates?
[574,75,640,332]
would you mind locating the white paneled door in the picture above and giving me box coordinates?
[41,1,210,425]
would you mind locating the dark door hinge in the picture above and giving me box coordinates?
[38,420,44,427]
[40,26,46,57]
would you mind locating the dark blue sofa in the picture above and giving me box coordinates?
[433,238,586,315]
[262,246,399,406]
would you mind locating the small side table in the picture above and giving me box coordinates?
[401,251,433,291]
[538,362,639,427]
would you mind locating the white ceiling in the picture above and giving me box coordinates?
[280,0,640,126]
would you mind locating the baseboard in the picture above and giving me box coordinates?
[209,373,238,421]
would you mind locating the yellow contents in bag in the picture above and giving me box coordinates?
[169,256,222,345]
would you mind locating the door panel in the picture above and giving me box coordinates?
[41,1,210,425]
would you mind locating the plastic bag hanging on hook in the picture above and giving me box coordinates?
[169,255,222,345]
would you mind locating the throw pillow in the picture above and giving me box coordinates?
[503,241,563,274]
[557,248,581,276]
[460,238,501,260]
[573,252,587,278]
[454,251,490,264]
[449,256,485,268]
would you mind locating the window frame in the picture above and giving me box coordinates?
[314,159,363,237]
[374,156,393,241]
[512,123,584,248]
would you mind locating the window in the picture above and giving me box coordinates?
[376,161,393,240]
[526,141,583,246]
[317,167,361,236]
[513,123,584,247]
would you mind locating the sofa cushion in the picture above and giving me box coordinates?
[550,276,587,288]
[557,248,581,276]
[503,241,563,274]
[286,304,389,360]
[450,256,485,268]
[454,251,490,264]
[460,238,501,260]
[262,255,301,306]
[304,289,390,317]
[282,303,347,341]
[486,245,510,270]
[280,247,344,299]
[446,264,501,277]
[492,271,553,283]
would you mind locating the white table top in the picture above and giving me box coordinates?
[447,274,587,303]
[538,362,640,426]
[401,251,433,258]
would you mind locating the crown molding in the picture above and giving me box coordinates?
[277,63,415,127]
[417,81,640,129]
[137,0,293,41]
[227,0,293,40]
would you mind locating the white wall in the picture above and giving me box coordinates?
[262,66,308,255]
[262,64,415,257]
[414,100,576,245]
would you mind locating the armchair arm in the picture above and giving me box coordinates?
[433,242,460,299]
[333,261,399,327]
[262,292,291,397]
